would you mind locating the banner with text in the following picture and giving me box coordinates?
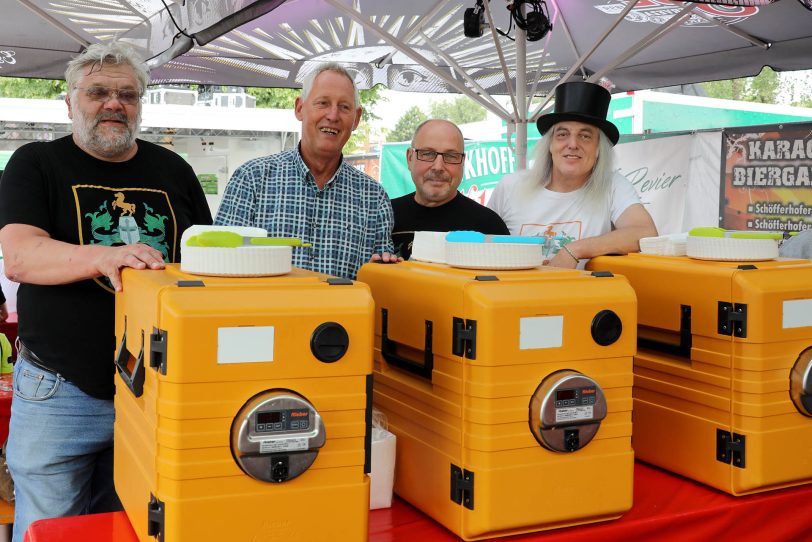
[721,122,812,232]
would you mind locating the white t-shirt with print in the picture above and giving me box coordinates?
[487,171,640,261]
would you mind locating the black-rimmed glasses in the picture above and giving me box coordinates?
[74,86,142,105]
[412,148,465,165]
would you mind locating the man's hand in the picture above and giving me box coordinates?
[370,252,403,264]
[545,247,579,269]
[96,243,165,292]
[0,303,7,323]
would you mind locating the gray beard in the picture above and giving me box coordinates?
[73,110,140,159]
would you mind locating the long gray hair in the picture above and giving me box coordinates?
[65,41,149,94]
[300,62,361,108]
[518,125,615,207]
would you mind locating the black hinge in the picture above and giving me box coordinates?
[452,317,477,359]
[150,327,168,375]
[450,464,475,510]
[147,494,165,542]
[716,429,746,468]
[327,277,353,285]
[717,302,748,338]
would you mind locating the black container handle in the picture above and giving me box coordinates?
[381,308,434,380]
[115,320,145,397]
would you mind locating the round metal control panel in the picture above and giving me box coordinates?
[231,390,325,483]
[529,370,607,452]
[790,348,812,417]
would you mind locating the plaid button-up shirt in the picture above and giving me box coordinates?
[215,147,394,279]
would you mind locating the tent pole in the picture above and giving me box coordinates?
[587,3,694,84]
[530,0,641,120]
[322,0,505,117]
[516,28,527,171]
[690,10,770,49]
[373,0,456,68]
[421,34,512,117]
[16,0,89,49]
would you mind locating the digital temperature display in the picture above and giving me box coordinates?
[556,389,576,401]
[256,411,282,425]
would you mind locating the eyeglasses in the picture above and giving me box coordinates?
[412,148,465,165]
[74,86,142,105]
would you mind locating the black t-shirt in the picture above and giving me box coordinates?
[0,136,212,399]
[391,192,510,259]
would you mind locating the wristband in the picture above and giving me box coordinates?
[561,244,578,262]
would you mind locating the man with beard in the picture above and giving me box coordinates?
[391,119,508,259]
[0,41,211,540]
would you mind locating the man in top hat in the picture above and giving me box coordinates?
[488,81,657,268]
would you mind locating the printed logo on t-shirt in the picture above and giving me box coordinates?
[72,185,178,291]
[519,221,581,261]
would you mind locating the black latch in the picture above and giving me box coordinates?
[176,280,205,287]
[450,464,475,510]
[147,494,165,542]
[326,277,353,285]
[474,275,499,281]
[150,327,168,375]
[452,317,477,359]
[591,271,614,278]
[716,429,746,468]
[717,302,747,338]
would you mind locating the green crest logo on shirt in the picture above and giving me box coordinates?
[73,185,177,291]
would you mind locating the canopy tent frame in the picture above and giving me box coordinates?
[4,0,812,170]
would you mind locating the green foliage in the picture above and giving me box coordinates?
[246,87,298,109]
[701,67,779,104]
[386,106,428,143]
[429,96,486,124]
[0,77,66,99]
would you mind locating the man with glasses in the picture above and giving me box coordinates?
[391,119,508,259]
[216,62,395,279]
[0,41,211,540]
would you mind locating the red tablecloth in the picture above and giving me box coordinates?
[23,461,812,542]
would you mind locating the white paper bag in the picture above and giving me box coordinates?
[369,426,396,509]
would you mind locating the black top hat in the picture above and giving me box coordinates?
[536,81,619,145]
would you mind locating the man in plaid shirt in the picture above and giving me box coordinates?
[215,63,396,279]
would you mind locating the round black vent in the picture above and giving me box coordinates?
[310,322,349,363]
[591,310,622,346]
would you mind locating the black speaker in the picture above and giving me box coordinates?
[511,0,552,42]
[463,5,485,38]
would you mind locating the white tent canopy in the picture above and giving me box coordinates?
[4,0,812,166]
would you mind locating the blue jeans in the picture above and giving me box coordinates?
[6,356,122,542]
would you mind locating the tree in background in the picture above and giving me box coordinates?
[386,106,428,142]
[429,96,486,124]
[0,78,66,98]
[701,67,780,104]
[781,71,812,108]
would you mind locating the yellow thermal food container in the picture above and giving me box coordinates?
[114,264,373,542]
[588,253,812,495]
[356,261,637,541]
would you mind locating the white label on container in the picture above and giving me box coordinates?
[520,316,564,349]
[217,326,274,364]
[783,299,812,329]
[260,437,308,453]
[555,406,593,424]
